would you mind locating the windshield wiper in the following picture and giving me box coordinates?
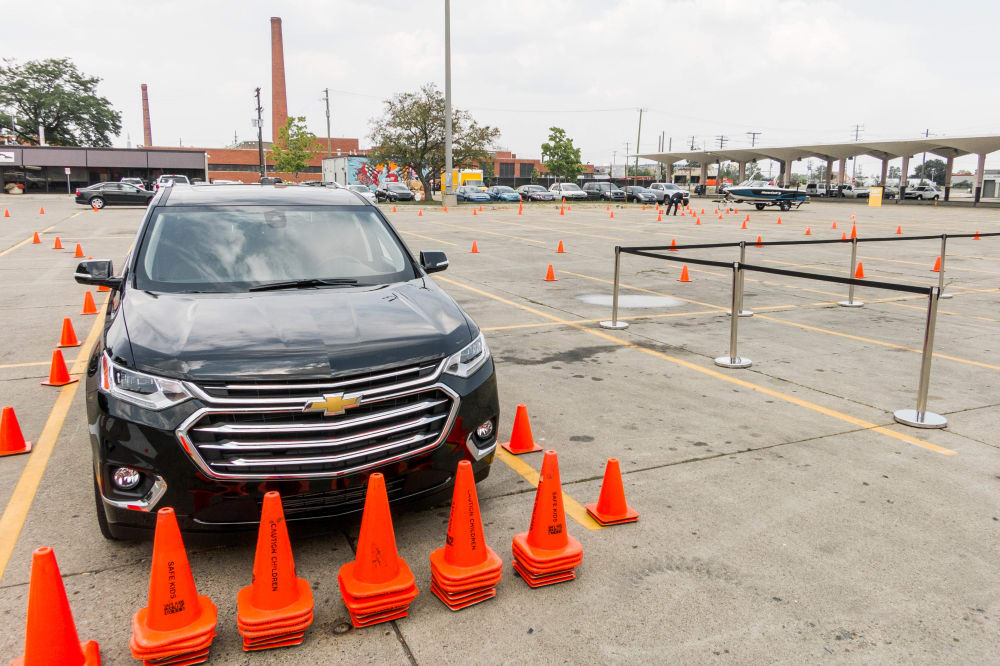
[249,278,359,292]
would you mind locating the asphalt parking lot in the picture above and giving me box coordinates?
[0,193,998,664]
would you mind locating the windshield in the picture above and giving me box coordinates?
[495,186,514,192]
[561,184,581,191]
[162,175,188,183]
[524,186,544,191]
[387,183,409,191]
[463,179,483,187]
[349,185,369,193]
[134,206,414,293]
[633,187,649,193]
[663,184,678,190]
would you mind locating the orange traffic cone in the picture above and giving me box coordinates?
[32,232,40,244]
[39,206,45,215]
[832,221,837,229]
[726,207,731,214]
[500,404,542,454]
[473,208,478,216]
[605,204,610,211]
[91,203,98,212]
[656,212,662,222]
[609,211,614,219]
[338,473,419,627]
[735,208,739,214]
[470,241,479,254]
[392,205,397,212]
[73,244,84,258]
[680,210,685,217]
[677,265,691,282]
[429,461,503,610]
[740,220,747,230]
[641,204,646,211]
[854,262,865,279]
[560,204,565,216]
[850,222,857,239]
[58,318,81,348]
[81,291,98,315]
[97,284,110,293]
[567,205,571,211]
[237,492,313,651]
[851,212,856,220]
[52,236,63,250]
[756,235,763,247]
[518,203,523,215]
[668,238,678,251]
[974,230,981,240]
[804,227,811,235]
[894,225,902,234]
[695,217,701,225]
[745,214,750,223]
[443,205,448,212]
[41,350,77,387]
[131,507,217,663]
[512,450,583,587]
[0,406,32,456]
[840,232,847,240]
[11,547,100,665]
[479,204,483,212]
[556,240,565,253]
[418,208,423,216]
[776,216,781,224]
[931,256,941,272]
[700,208,705,214]
[3,208,9,217]
[544,264,556,281]
[585,458,639,526]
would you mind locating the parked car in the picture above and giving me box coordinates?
[73,184,499,539]
[259,176,283,185]
[623,185,657,204]
[648,182,691,204]
[804,182,832,197]
[347,184,377,204]
[486,185,521,202]
[905,184,943,200]
[208,179,241,185]
[516,185,555,201]
[839,183,869,199]
[154,174,191,191]
[549,182,587,201]
[75,182,154,208]
[376,182,416,202]
[121,177,147,190]
[582,182,626,201]
[456,185,490,203]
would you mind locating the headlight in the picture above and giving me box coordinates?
[444,333,490,378]
[99,352,192,410]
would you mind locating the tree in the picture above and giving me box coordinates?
[268,116,318,181]
[912,158,946,185]
[888,165,901,180]
[530,168,540,184]
[540,127,582,181]
[480,158,494,184]
[745,160,763,180]
[368,83,499,198]
[0,58,121,146]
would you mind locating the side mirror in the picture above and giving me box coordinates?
[75,260,122,290]
[419,251,449,274]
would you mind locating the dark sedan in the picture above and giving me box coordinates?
[515,185,555,201]
[376,182,416,202]
[456,186,491,203]
[486,185,521,202]
[623,186,657,204]
[75,182,155,208]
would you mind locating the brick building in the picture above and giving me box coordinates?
[200,138,367,183]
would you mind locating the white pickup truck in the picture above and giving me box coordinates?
[904,184,943,200]
[839,183,869,198]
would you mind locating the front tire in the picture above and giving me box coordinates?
[755,203,765,210]
[90,197,105,209]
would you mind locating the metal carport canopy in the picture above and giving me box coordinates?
[639,135,1000,164]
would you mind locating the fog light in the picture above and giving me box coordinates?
[475,420,494,440]
[112,466,142,490]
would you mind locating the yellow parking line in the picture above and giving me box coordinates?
[885,300,1000,323]
[398,230,456,246]
[0,358,81,371]
[438,275,955,456]
[0,224,59,257]
[495,449,602,531]
[0,296,108,583]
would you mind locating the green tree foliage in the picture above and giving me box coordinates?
[540,127,582,181]
[368,83,499,197]
[268,116,318,181]
[888,165,901,179]
[0,58,121,146]
[911,158,947,185]
[745,160,763,180]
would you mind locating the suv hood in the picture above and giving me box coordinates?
[122,279,472,381]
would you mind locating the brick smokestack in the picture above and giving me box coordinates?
[140,83,152,147]
[270,17,288,142]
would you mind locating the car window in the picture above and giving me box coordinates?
[135,206,415,293]
[562,184,581,191]
[104,183,122,191]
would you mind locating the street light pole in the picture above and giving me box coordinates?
[443,0,454,205]
[254,87,265,179]
[323,88,332,157]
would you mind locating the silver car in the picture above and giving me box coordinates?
[549,182,588,200]
[648,182,690,204]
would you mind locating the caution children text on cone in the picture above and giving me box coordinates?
[338,473,418,628]
[131,507,217,665]
[429,461,503,610]
[512,450,583,588]
[500,404,542,454]
[1,406,32,457]
[10,547,100,666]
[585,458,639,526]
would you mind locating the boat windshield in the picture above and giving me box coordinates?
[737,180,773,188]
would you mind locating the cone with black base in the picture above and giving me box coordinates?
[236,491,313,651]
[429,461,503,610]
[10,547,100,666]
[512,450,583,588]
[130,507,217,666]
[585,458,639,526]
[338,473,418,628]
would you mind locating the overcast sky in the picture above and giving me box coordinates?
[7,0,1000,175]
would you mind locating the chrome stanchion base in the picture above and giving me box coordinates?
[893,409,947,429]
[837,300,865,308]
[939,293,953,300]
[727,310,754,317]
[714,356,752,369]
[599,320,629,330]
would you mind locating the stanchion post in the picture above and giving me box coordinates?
[893,287,947,428]
[728,241,753,317]
[715,262,752,369]
[838,237,864,307]
[600,246,629,330]
[938,234,953,299]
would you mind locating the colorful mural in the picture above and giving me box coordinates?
[356,161,419,188]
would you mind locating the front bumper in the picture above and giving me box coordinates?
[87,357,499,536]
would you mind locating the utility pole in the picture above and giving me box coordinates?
[747,131,761,147]
[689,136,697,150]
[920,128,930,183]
[851,123,863,182]
[443,0,454,205]
[634,108,644,186]
[323,88,332,157]
[611,150,616,182]
[624,142,630,186]
[716,135,728,149]
[254,87,265,178]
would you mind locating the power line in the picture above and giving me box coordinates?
[747,131,761,147]
[716,135,728,149]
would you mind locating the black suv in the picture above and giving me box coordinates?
[582,182,625,201]
[376,182,416,202]
[75,184,499,538]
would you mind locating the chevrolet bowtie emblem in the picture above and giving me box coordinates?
[303,392,362,416]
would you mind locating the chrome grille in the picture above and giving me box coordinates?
[177,362,457,480]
